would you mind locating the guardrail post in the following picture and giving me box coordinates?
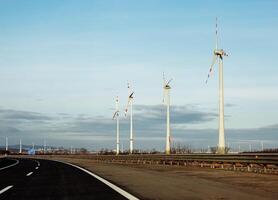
[264,165,267,173]
[247,164,251,172]
[211,163,214,169]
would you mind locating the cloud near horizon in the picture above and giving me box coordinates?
[0,106,277,150]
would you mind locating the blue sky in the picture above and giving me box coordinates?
[0,0,277,151]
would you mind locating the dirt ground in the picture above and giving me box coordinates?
[35,156,278,200]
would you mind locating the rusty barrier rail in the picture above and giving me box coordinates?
[88,153,278,174]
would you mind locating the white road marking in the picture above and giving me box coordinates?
[55,160,139,200]
[0,159,19,171]
[26,172,33,176]
[35,167,39,170]
[34,160,40,166]
[0,185,13,194]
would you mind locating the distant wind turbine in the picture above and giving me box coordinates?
[206,18,228,154]
[163,73,172,155]
[261,141,264,151]
[112,96,120,155]
[125,83,134,154]
[19,139,22,154]
[44,139,46,154]
[6,137,8,151]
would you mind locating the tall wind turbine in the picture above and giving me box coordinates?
[113,96,120,155]
[125,83,134,154]
[163,73,172,155]
[206,18,228,154]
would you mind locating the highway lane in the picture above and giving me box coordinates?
[0,157,137,200]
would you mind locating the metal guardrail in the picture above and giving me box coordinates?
[92,154,278,163]
[84,153,278,174]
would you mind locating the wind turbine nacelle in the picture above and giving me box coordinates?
[129,92,134,99]
[164,85,171,90]
[214,49,228,56]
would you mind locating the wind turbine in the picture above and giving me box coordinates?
[261,141,264,151]
[206,18,228,154]
[163,73,172,155]
[43,139,46,154]
[112,96,120,155]
[19,139,22,154]
[125,83,134,154]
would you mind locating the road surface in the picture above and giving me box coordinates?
[0,157,136,200]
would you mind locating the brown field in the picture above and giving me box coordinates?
[21,155,278,200]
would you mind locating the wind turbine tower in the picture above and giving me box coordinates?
[19,139,22,154]
[6,137,8,151]
[206,18,228,154]
[125,83,134,154]
[163,73,172,155]
[44,140,46,154]
[113,96,120,155]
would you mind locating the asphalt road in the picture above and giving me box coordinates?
[0,157,133,200]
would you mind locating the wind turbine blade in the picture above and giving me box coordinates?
[205,55,217,84]
[162,73,166,103]
[163,72,166,85]
[167,79,173,85]
[112,111,118,119]
[127,82,133,94]
[215,17,218,50]
[125,98,132,115]
[162,88,166,104]
[129,92,134,98]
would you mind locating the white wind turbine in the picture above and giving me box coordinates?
[125,83,134,154]
[163,73,172,155]
[112,96,120,155]
[206,18,228,154]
